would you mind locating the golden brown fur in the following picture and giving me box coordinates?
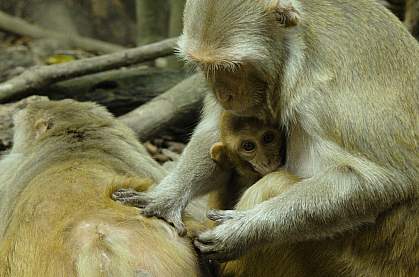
[221,171,306,277]
[178,1,419,275]
[222,172,418,277]
[0,100,203,277]
[113,0,418,275]
[209,111,286,210]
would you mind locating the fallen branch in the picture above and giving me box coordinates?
[0,38,178,103]
[0,10,125,53]
[0,73,205,151]
[0,74,206,151]
[120,73,209,141]
[44,66,190,115]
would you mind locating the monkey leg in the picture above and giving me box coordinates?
[221,170,307,277]
[235,169,299,210]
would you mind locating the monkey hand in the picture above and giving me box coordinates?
[113,188,187,236]
[112,188,152,208]
[194,209,258,262]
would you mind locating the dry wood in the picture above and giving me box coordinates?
[0,10,125,53]
[42,66,190,115]
[0,38,178,103]
[119,73,209,141]
[0,74,206,151]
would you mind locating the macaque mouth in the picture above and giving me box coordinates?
[250,162,282,176]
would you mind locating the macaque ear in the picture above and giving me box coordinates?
[210,142,228,164]
[33,117,54,138]
[266,1,300,27]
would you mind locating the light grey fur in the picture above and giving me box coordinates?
[115,0,418,275]
[0,99,165,238]
[120,94,230,234]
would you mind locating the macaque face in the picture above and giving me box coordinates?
[215,113,285,176]
[230,127,284,176]
[208,66,269,118]
[179,0,276,118]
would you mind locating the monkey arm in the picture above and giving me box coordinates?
[195,150,412,261]
[255,164,408,241]
[160,95,227,199]
[114,95,231,235]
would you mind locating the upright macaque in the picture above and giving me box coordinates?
[209,111,286,209]
[0,99,206,277]
[115,0,419,276]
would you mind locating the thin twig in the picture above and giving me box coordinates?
[120,74,208,141]
[0,38,178,103]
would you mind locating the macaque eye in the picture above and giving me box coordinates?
[262,131,275,144]
[241,140,256,152]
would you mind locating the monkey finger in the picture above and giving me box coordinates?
[207,209,235,223]
[196,230,217,244]
[141,206,159,217]
[115,195,150,208]
[141,208,187,236]
[162,214,186,236]
[171,220,187,237]
[194,239,217,254]
[112,188,139,198]
[195,240,234,262]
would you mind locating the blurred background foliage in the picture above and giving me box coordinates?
[0,0,186,48]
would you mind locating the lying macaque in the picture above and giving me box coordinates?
[208,111,286,210]
[0,99,207,277]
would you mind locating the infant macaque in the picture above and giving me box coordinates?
[209,111,286,209]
